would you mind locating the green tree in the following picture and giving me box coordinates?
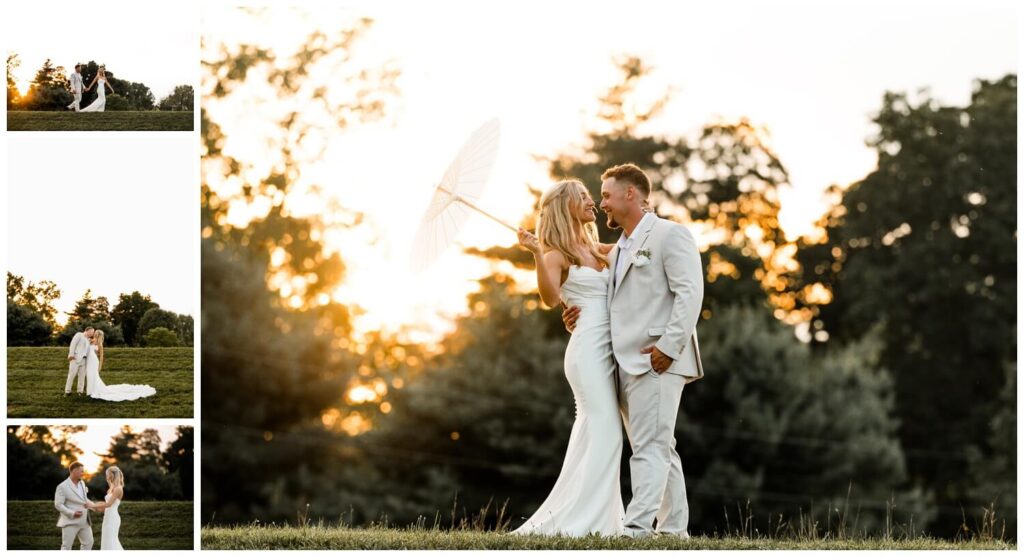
[21,58,71,110]
[159,84,193,111]
[104,93,129,110]
[164,426,194,500]
[7,427,75,500]
[7,302,53,346]
[7,52,21,109]
[68,290,112,323]
[111,291,160,346]
[16,426,85,465]
[200,14,399,524]
[137,308,180,339]
[91,428,182,501]
[7,272,61,328]
[122,81,156,110]
[965,357,1016,538]
[680,307,931,534]
[176,314,194,347]
[785,75,1017,533]
[143,327,180,347]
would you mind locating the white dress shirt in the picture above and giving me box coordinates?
[613,211,655,291]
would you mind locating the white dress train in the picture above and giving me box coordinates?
[100,492,123,550]
[86,344,156,401]
[514,265,625,537]
[80,78,107,112]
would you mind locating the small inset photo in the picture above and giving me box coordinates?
[6,424,194,550]
[5,3,195,131]
[7,136,194,419]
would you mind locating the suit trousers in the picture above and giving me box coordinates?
[67,90,82,111]
[617,367,689,536]
[65,359,86,394]
[61,523,93,550]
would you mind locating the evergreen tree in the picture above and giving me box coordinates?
[111,291,160,347]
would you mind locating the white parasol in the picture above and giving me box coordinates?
[410,118,515,272]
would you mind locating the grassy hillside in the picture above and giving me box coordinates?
[8,500,193,550]
[7,347,193,418]
[201,524,1014,550]
[7,111,193,131]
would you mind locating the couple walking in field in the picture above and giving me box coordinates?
[66,64,114,112]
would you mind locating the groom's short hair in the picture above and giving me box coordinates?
[84,326,95,331]
[69,462,84,472]
[74,64,81,71]
[602,163,651,198]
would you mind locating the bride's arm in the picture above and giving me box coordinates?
[598,243,614,255]
[535,250,567,308]
[517,228,566,308]
[85,75,97,91]
[88,487,122,511]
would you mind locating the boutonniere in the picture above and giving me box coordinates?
[633,248,652,267]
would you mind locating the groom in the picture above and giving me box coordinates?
[67,64,84,112]
[564,163,704,539]
[55,462,94,550]
[66,327,94,395]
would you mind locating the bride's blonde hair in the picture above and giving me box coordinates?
[537,180,607,268]
[94,330,105,371]
[105,466,124,489]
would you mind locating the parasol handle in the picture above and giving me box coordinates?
[438,186,518,232]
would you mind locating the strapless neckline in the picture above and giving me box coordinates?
[570,265,608,274]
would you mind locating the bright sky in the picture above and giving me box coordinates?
[8,135,195,322]
[4,0,197,99]
[67,424,181,474]
[202,0,1017,341]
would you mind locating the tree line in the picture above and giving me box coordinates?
[7,426,193,501]
[7,273,194,348]
[199,24,1016,539]
[6,55,194,111]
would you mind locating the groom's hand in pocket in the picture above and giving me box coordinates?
[641,345,673,373]
[561,303,580,333]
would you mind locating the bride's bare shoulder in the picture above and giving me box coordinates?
[541,249,569,269]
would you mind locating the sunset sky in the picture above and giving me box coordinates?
[4,0,197,99]
[25,424,182,474]
[203,0,1017,341]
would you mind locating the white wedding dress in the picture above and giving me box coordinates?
[514,265,625,537]
[86,344,156,401]
[80,78,107,112]
[100,492,123,550]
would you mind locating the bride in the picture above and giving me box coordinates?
[80,67,114,112]
[85,466,125,550]
[86,331,157,401]
[511,179,624,537]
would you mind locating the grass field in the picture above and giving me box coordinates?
[7,347,194,418]
[8,500,193,550]
[7,111,194,131]
[200,524,1015,550]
